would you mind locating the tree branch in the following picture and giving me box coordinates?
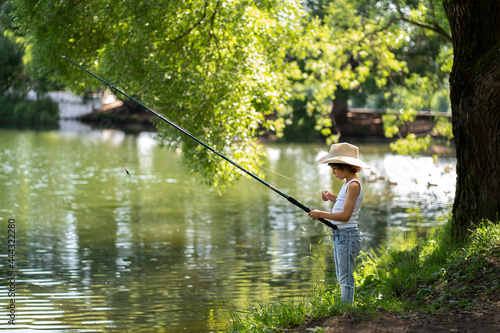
[393,0,452,43]
[208,0,221,71]
[171,1,209,43]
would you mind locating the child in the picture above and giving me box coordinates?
[308,143,370,304]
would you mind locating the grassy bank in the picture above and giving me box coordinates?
[225,219,500,332]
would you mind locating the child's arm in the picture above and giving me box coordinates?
[309,182,360,222]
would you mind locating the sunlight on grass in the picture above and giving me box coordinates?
[225,219,500,331]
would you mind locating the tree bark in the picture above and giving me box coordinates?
[443,0,500,239]
[332,86,349,125]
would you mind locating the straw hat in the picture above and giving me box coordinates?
[315,143,370,169]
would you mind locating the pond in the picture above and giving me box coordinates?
[0,123,455,332]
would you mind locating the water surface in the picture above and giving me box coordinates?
[0,126,455,331]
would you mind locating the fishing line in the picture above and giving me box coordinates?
[259,166,295,181]
[61,56,336,230]
[61,59,133,180]
[89,105,106,131]
[91,97,133,180]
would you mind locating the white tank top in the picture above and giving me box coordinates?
[331,179,363,229]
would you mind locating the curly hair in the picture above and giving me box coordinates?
[328,163,362,173]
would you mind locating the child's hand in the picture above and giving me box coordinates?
[308,210,323,220]
[321,190,337,202]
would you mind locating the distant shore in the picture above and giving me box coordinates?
[81,100,448,141]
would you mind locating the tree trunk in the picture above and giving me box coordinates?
[332,86,349,125]
[443,0,500,239]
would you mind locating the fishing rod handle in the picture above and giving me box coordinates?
[287,196,337,229]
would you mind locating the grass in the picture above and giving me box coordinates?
[225,219,500,332]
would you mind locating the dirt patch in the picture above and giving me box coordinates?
[289,296,500,332]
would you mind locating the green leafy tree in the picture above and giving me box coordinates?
[380,0,453,154]
[1,0,59,124]
[0,31,23,91]
[291,0,452,148]
[1,1,23,92]
[290,0,407,144]
[11,0,302,186]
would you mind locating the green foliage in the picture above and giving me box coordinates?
[382,108,419,139]
[9,0,459,177]
[0,92,59,124]
[433,116,453,141]
[389,133,432,155]
[11,0,303,186]
[381,106,438,156]
[9,0,458,179]
[281,87,323,142]
[377,1,453,155]
[356,219,500,311]
[380,28,454,155]
[382,110,453,155]
[226,286,350,332]
[289,0,409,143]
[227,299,307,332]
[0,30,24,91]
[358,222,453,301]
[1,1,61,124]
[466,221,500,256]
[287,0,453,152]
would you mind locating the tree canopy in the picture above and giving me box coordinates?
[289,0,453,150]
[11,0,303,186]
[11,0,456,179]
[9,0,500,237]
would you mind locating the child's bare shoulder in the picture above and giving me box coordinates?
[347,180,361,192]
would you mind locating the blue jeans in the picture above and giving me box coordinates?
[332,227,361,304]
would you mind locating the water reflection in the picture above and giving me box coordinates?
[359,152,455,249]
[0,129,455,332]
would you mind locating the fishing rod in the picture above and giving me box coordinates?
[61,56,337,230]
